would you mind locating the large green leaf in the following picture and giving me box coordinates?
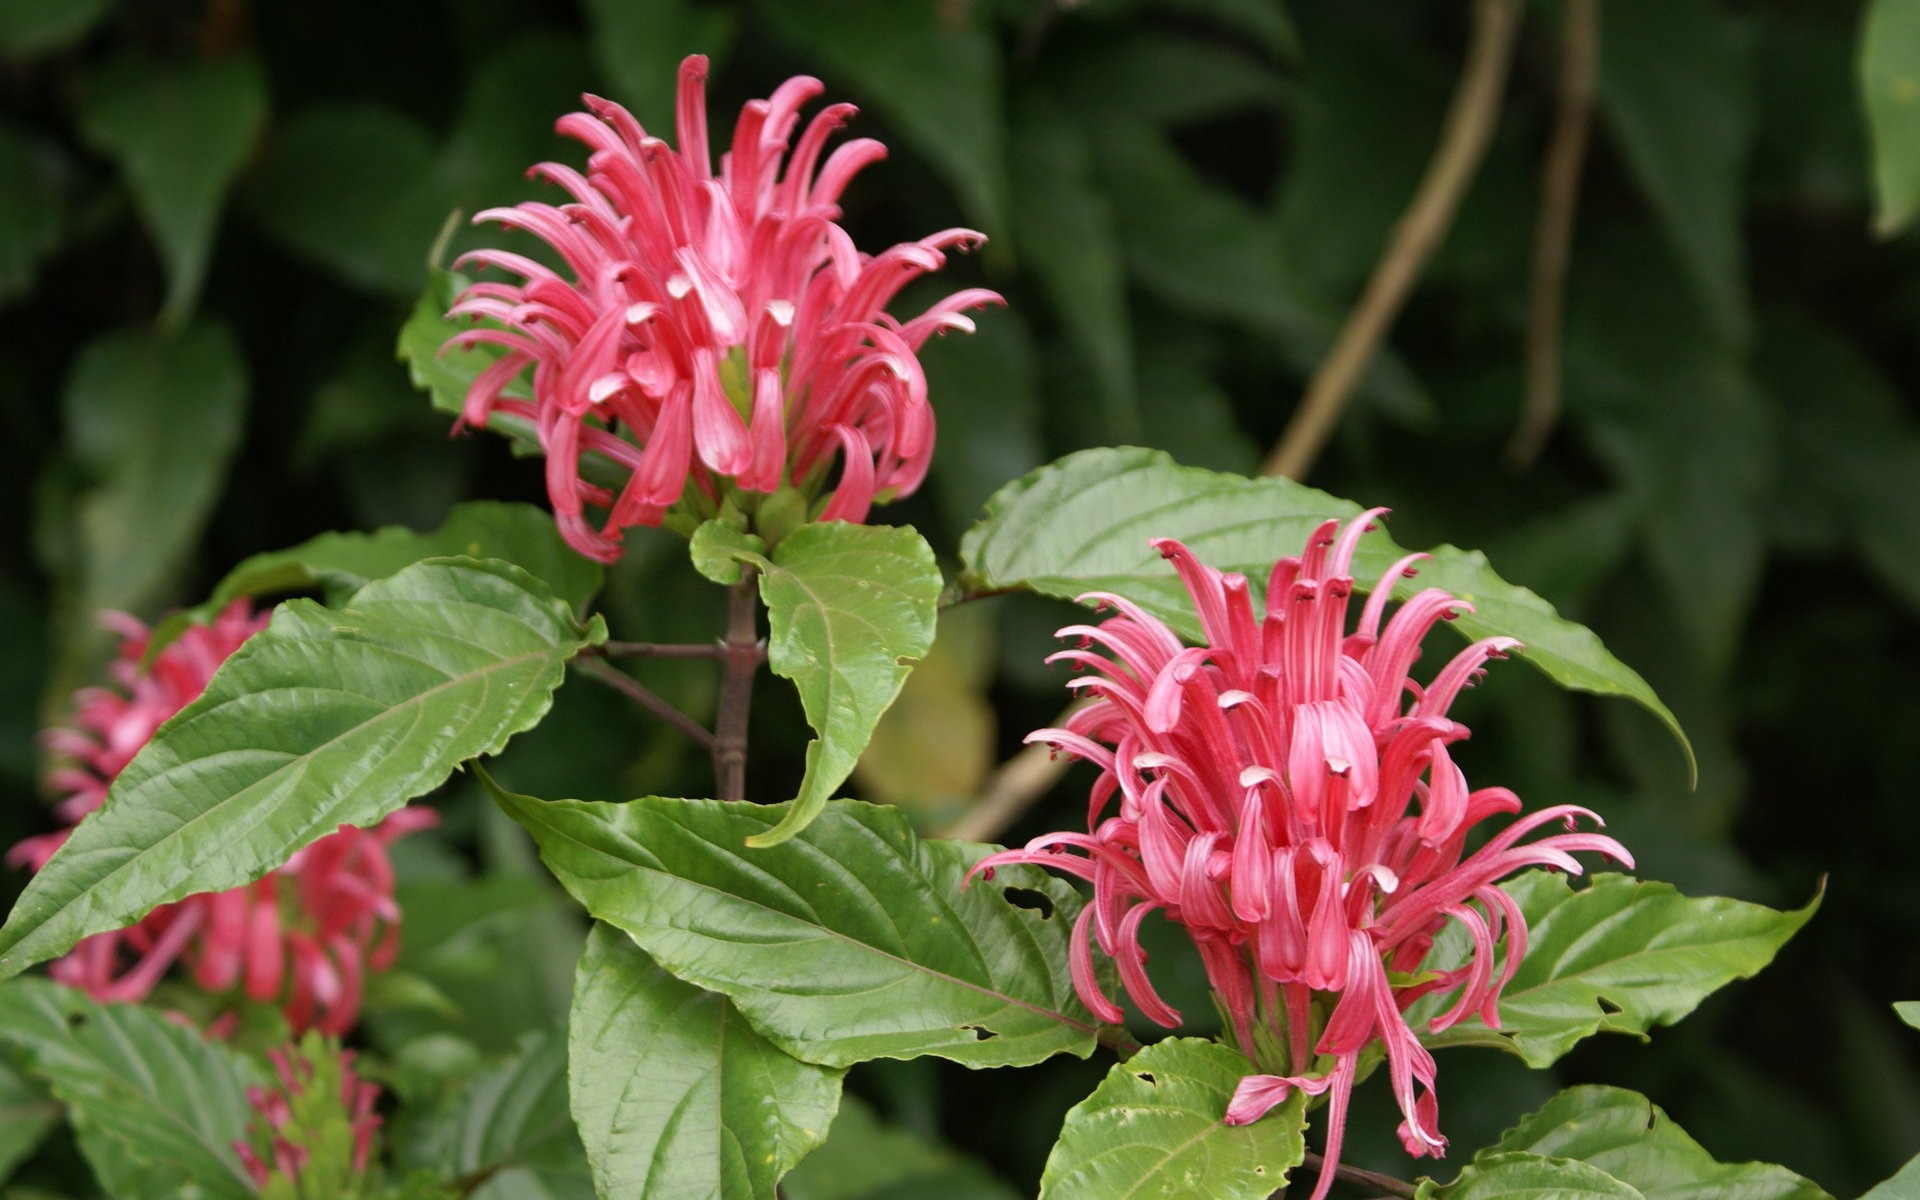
[0,1056,58,1185]
[1038,1038,1305,1200]
[759,0,1008,239]
[1862,0,1920,235]
[50,321,247,701]
[186,500,602,618]
[1076,115,1429,425]
[1008,91,1137,441]
[783,1095,1021,1200]
[1863,1154,1920,1200]
[1418,872,1819,1066]
[1487,1086,1832,1200]
[919,303,1044,536]
[491,784,1105,1069]
[0,557,605,979]
[1426,1153,1646,1200]
[570,923,844,1200]
[707,522,942,847]
[0,979,259,1200]
[405,1029,591,1200]
[957,447,1691,771]
[0,120,66,304]
[1596,0,1755,340]
[0,0,117,55]
[77,54,267,324]
[251,104,452,297]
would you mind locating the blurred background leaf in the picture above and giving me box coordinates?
[0,0,1916,1194]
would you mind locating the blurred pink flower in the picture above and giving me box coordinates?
[14,602,434,1036]
[447,53,1002,561]
[235,1039,381,1189]
[971,514,1631,1198]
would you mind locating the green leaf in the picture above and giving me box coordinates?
[1596,0,1755,340]
[0,979,259,1199]
[570,923,845,1199]
[490,784,1105,1069]
[77,54,266,324]
[919,303,1044,537]
[582,0,739,127]
[690,519,766,586]
[50,321,247,701]
[251,104,452,297]
[0,1056,58,1185]
[783,1095,1021,1200]
[1896,1001,1920,1032]
[1009,91,1136,441]
[405,1030,591,1200]
[1427,1153,1646,1200]
[759,0,1008,238]
[957,447,1692,773]
[1487,1085,1832,1200]
[1862,0,1920,235]
[745,522,942,847]
[402,268,579,472]
[1864,1154,1920,1200]
[1077,116,1430,426]
[184,500,602,619]
[1418,872,1819,1066]
[1050,32,1289,129]
[0,0,117,55]
[0,120,66,304]
[0,557,605,979]
[1038,1038,1305,1200]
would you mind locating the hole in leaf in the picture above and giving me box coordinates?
[1598,997,1624,1016]
[1002,887,1055,919]
[1134,1071,1158,1086]
[963,1025,999,1041]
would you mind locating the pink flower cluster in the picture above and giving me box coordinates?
[235,1041,382,1189]
[973,514,1630,1197]
[449,54,1002,561]
[14,602,433,1036]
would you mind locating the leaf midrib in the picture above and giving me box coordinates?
[530,806,1101,1045]
[0,639,570,971]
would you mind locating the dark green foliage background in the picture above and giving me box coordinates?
[0,0,1914,1193]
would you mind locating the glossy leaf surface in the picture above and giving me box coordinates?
[0,558,604,978]
[494,785,1104,1069]
[1486,1085,1831,1200]
[958,447,1690,769]
[1038,1038,1305,1200]
[0,979,258,1200]
[570,923,844,1200]
[1419,872,1819,1066]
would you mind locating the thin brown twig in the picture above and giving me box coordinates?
[574,658,715,753]
[1260,0,1523,482]
[1507,0,1599,468]
[712,571,761,802]
[935,700,1092,845]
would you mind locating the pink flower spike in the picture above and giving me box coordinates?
[449,56,1003,557]
[979,516,1632,1188]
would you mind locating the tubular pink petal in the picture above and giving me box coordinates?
[1068,905,1127,1025]
[1113,903,1182,1027]
[818,426,876,523]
